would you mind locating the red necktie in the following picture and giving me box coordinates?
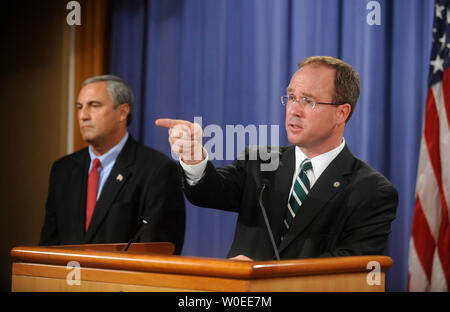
[85,158,101,231]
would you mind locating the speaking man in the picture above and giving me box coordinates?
[156,56,397,260]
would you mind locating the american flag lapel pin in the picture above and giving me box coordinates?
[116,174,123,182]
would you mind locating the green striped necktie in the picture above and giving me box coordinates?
[283,158,312,235]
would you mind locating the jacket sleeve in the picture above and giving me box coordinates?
[181,156,248,213]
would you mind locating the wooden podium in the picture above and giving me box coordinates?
[11,243,392,292]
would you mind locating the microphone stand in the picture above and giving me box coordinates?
[124,219,149,252]
[259,184,280,260]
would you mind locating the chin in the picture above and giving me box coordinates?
[287,133,303,147]
[288,139,303,147]
[81,134,98,145]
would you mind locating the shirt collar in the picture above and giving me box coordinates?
[88,132,129,169]
[295,137,346,180]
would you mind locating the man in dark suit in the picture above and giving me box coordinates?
[156,56,397,260]
[40,75,186,254]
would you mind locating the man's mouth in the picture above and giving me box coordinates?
[288,123,303,130]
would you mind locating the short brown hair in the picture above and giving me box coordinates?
[298,56,360,121]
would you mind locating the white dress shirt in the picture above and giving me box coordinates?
[289,138,346,197]
[179,148,209,186]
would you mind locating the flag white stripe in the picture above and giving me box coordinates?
[430,248,448,291]
[408,238,430,291]
[431,83,450,220]
[415,136,442,241]
[409,7,450,292]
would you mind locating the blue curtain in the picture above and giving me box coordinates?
[110,0,434,291]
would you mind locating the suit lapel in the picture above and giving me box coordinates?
[70,149,90,242]
[84,137,136,243]
[278,145,355,254]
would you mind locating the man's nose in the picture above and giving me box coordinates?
[288,102,304,117]
[79,106,90,120]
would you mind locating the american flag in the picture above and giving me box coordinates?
[408,0,450,292]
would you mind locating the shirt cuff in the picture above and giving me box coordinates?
[179,148,209,186]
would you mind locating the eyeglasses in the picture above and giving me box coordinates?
[281,95,345,110]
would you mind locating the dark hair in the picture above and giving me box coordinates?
[82,75,134,126]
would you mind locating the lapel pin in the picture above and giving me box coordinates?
[333,181,341,188]
[116,174,123,182]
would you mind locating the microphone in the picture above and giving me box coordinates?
[124,219,149,252]
[259,184,280,260]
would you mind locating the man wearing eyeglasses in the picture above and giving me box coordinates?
[156,56,398,261]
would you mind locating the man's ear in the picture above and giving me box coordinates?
[118,103,130,122]
[336,103,351,125]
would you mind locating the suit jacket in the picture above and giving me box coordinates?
[40,136,186,254]
[182,144,398,260]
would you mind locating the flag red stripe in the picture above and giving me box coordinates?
[411,196,436,282]
[427,83,450,289]
[428,82,450,289]
[424,89,442,189]
[409,2,450,291]
[442,68,450,130]
[437,200,450,288]
[407,273,411,292]
[438,69,450,290]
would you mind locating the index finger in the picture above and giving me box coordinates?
[155,118,192,129]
